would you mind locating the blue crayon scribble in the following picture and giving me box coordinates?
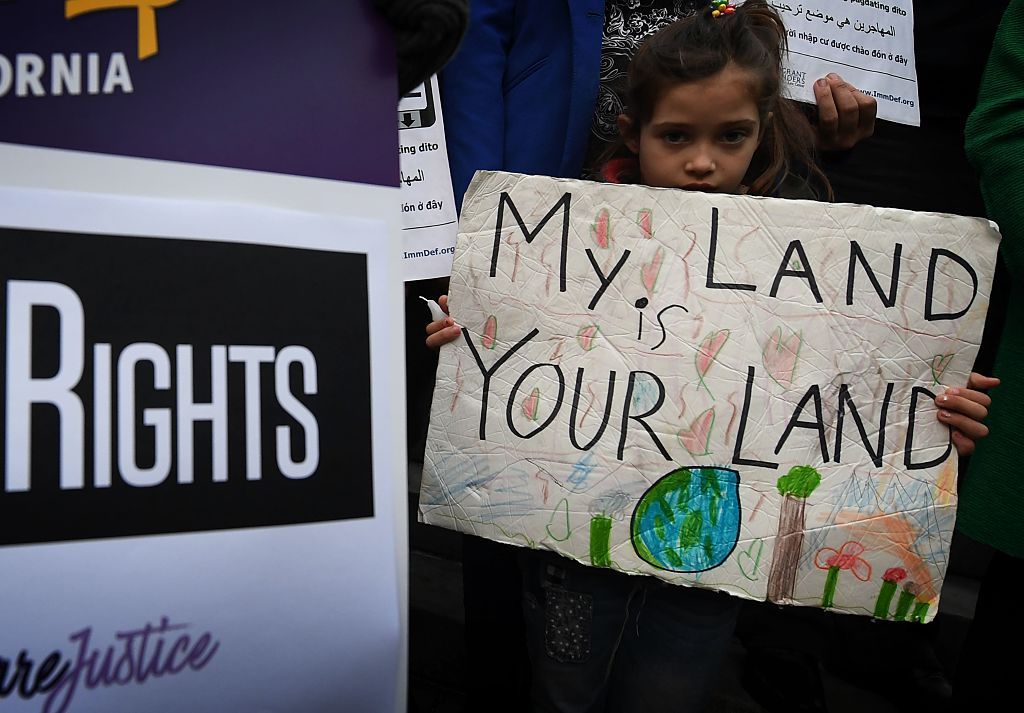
[630,372,661,413]
[569,453,597,491]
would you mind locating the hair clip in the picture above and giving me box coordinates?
[710,1,737,16]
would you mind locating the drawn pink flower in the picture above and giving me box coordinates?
[873,567,908,619]
[815,541,872,608]
[883,567,907,583]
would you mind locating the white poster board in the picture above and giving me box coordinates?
[0,160,406,712]
[422,171,999,621]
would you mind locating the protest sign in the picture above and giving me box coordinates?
[399,75,459,280]
[421,171,999,619]
[1,2,405,711]
[774,0,921,125]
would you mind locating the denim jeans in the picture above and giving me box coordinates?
[521,550,740,713]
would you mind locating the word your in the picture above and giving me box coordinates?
[3,280,320,492]
[0,53,132,98]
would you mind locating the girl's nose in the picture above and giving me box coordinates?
[686,151,715,176]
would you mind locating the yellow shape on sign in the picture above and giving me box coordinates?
[65,0,179,60]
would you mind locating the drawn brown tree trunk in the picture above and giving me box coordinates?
[767,465,821,604]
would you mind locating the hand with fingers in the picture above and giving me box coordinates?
[425,294,462,349]
[936,372,1000,456]
[812,73,877,152]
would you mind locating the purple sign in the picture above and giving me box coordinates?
[0,0,397,186]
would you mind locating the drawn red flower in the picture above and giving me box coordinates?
[815,541,873,609]
[882,567,907,584]
[814,541,873,582]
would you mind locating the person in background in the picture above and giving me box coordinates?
[373,0,469,97]
[955,0,1024,707]
[772,2,1010,710]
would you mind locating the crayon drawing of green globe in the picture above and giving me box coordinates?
[631,466,742,572]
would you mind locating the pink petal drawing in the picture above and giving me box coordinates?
[522,387,541,421]
[482,315,498,349]
[930,354,954,385]
[577,325,600,351]
[677,407,715,455]
[638,209,653,239]
[592,208,611,249]
[851,557,873,582]
[762,327,802,388]
[697,329,730,377]
[815,547,837,570]
[642,247,665,294]
[827,541,866,568]
[815,541,872,581]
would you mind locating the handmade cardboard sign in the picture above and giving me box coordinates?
[421,171,999,620]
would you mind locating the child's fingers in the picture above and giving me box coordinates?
[425,297,458,349]
[426,324,462,350]
[936,391,989,420]
[967,372,1000,391]
[941,386,992,409]
[426,317,455,336]
[937,410,990,441]
[951,430,976,457]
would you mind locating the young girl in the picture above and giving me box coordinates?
[427,2,996,710]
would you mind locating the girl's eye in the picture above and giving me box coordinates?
[663,131,688,144]
[721,130,749,144]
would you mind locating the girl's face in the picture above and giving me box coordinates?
[621,63,763,194]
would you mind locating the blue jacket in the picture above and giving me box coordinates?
[440,0,605,211]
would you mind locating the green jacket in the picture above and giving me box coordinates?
[961,0,1024,558]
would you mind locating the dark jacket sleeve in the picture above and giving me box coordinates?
[958,0,1024,559]
[440,0,517,211]
[965,0,1024,273]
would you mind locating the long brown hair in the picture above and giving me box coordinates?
[619,0,831,199]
